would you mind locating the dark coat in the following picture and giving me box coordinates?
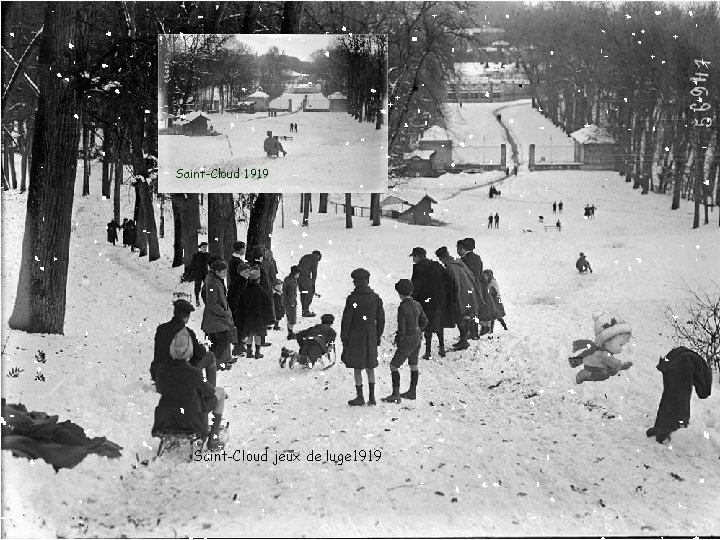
[298,253,319,297]
[263,257,278,288]
[122,220,135,246]
[107,221,118,243]
[340,284,385,369]
[227,275,249,338]
[247,256,275,319]
[411,258,452,332]
[152,361,218,438]
[647,346,712,442]
[201,271,235,334]
[227,254,246,288]
[296,323,337,354]
[151,317,207,383]
[188,251,210,282]
[443,259,483,320]
[282,275,299,325]
[396,297,428,348]
[237,282,275,336]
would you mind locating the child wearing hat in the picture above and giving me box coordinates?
[382,279,428,403]
[236,267,275,359]
[282,266,300,339]
[152,327,228,451]
[576,252,593,273]
[569,312,633,383]
[280,314,337,369]
[272,278,285,331]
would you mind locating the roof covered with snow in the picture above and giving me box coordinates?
[380,195,411,207]
[570,125,616,145]
[420,125,452,142]
[248,90,269,98]
[177,111,209,123]
[328,92,347,100]
[403,150,436,160]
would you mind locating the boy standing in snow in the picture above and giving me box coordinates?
[569,312,633,384]
[283,266,300,339]
[237,267,275,359]
[382,279,428,403]
[272,278,285,331]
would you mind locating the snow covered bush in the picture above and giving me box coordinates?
[665,282,720,370]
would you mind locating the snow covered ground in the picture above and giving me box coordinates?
[2,106,720,537]
[158,108,387,193]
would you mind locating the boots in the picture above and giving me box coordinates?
[422,339,432,360]
[499,318,508,331]
[348,385,365,406]
[368,383,376,406]
[438,333,446,357]
[382,371,401,403]
[207,413,223,451]
[260,336,272,347]
[273,322,281,331]
[479,323,491,337]
[232,343,245,357]
[246,344,253,358]
[254,345,263,359]
[400,371,419,400]
[467,319,479,340]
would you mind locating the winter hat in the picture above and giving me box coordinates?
[462,238,476,250]
[169,328,193,360]
[248,267,261,281]
[579,252,585,257]
[210,260,228,272]
[321,314,335,325]
[351,268,370,283]
[290,265,300,275]
[198,242,208,249]
[395,278,413,296]
[435,246,450,260]
[593,311,632,348]
[409,247,426,258]
[173,299,195,316]
[312,250,322,259]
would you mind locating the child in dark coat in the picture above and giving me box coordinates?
[576,252,593,273]
[382,279,428,403]
[282,266,300,340]
[280,314,337,369]
[152,327,227,450]
[272,279,285,331]
[237,268,275,359]
[483,269,508,334]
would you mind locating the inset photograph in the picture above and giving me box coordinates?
[158,34,388,193]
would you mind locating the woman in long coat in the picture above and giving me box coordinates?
[341,268,385,407]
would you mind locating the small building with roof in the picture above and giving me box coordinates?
[398,194,437,226]
[247,90,269,111]
[328,92,348,112]
[570,125,617,170]
[419,126,453,172]
[303,93,330,111]
[176,111,211,136]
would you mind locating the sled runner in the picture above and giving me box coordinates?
[155,422,230,460]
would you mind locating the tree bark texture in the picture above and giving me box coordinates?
[208,193,237,260]
[9,2,90,334]
[247,194,279,250]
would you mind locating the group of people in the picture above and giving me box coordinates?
[552,201,564,214]
[106,218,137,251]
[584,204,597,219]
[487,213,500,229]
[263,131,287,158]
[150,236,508,449]
[488,185,502,199]
[267,110,279,117]
[289,123,298,133]
[504,165,518,176]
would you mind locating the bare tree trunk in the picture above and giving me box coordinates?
[113,130,122,224]
[345,193,353,229]
[19,120,27,192]
[302,193,310,226]
[247,194,280,250]
[319,193,328,213]
[208,193,237,260]
[159,194,165,238]
[371,193,381,226]
[4,130,17,189]
[171,194,184,268]
[82,120,90,196]
[693,133,705,229]
[9,2,91,334]
[101,124,111,199]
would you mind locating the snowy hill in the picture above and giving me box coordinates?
[2,126,720,536]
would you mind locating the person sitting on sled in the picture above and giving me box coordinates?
[569,312,633,384]
[280,314,337,369]
[152,327,227,451]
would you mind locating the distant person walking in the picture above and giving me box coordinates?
[512,165,518,176]
[289,122,293,132]
[553,201,557,214]
[590,205,596,219]
[558,200,563,214]
[494,213,500,229]
[487,214,493,229]
[556,220,562,231]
